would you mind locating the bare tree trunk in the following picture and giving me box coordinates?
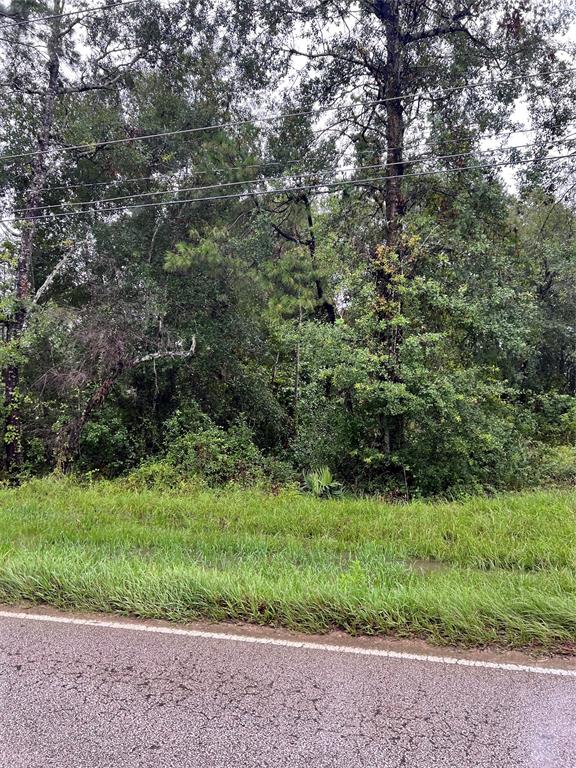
[383,12,405,253]
[3,1,63,474]
[373,0,405,310]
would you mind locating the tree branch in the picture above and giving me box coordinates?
[132,339,196,366]
[62,50,147,94]
[269,221,307,245]
[33,251,74,305]
[403,23,467,43]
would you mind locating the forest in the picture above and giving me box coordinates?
[1,0,576,498]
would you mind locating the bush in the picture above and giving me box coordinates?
[79,412,142,476]
[166,415,267,486]
[125,409,298,491]
[262,456,299,489]
[124,460,199,492]
[529,444,576,487]
[303,466,344,498]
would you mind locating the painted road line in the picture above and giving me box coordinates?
[1,609,575,678]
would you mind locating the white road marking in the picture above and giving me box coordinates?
[1,609,575,677]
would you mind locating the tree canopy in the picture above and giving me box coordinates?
[1,0,575,495]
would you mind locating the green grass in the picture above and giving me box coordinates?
[0,477,575,650]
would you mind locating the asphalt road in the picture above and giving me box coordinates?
[0,611,575,767]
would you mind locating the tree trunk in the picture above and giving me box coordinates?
[372,1,405,257]
[3,1,63,474]
[372,1,406,455]
[302,194,336,323]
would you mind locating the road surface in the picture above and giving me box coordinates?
[0,610,575,767]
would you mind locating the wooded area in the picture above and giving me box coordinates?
[1,0,575,495]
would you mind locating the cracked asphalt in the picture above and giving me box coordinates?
[0,614,575,767]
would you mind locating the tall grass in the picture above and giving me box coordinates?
[0,478,574,648]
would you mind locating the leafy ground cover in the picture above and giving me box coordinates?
[0,478,575,650]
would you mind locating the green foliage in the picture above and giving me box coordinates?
[164,412,269,486]
[79,411,144,476]
[123,407,298,489]
[261,456,299,489]
[164,228,226,272]
[1,0,576,499]
[125,460,206,493]
[529,445,576,487]
[525,393,576,445]
[303,466,343,498]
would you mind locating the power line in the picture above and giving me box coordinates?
[37,124,565,195]
[2,151,574,225]
[1,65,574,163]
[0,1,140,27]
[11,137,574,215]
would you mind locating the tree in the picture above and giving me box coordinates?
[1,0,575,494]
[0,0,260,474]
[259,0,576,459]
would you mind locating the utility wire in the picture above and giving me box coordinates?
[2,151,574,225]
[11,137,574,215]
[0,1,140,27]
[1,65,574,163]
[36,124,566,195]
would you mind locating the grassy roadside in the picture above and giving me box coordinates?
[0,478,575,650]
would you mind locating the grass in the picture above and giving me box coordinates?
[0,477,575,650]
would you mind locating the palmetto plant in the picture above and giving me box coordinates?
[303,466,343,498]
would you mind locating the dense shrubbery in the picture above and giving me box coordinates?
[125,406,296,491]
[266,320,576,496]
[15,319,576,496]
[120,401,576,498]
[168,418,266,486]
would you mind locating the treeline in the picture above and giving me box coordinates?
[1,0,576,495]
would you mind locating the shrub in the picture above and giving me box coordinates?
[262,456,299,489]
[303,466,344,498]
[124,460,196,492]
[78,410,143,476]
[529,444,576,487]
[166,415,267,486]
[125,409,298,491]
